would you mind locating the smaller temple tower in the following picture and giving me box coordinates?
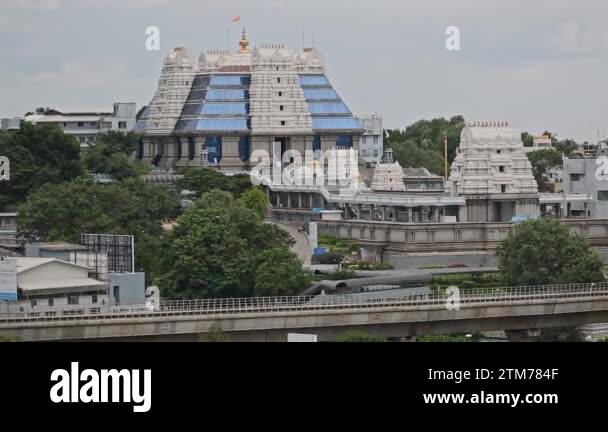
[447,122,540,222]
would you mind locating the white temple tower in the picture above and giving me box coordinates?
[447,122,540,222]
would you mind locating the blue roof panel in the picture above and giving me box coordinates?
[196,118,249,131]
[299,75,330,86]
[312,117,362,130]
[308,102,350,115]
[303,88,339,100]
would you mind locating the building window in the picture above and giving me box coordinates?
[113,286,120,304]
[499,166,505,173]
[78,122,84,127]
[68,296,79,305]
[31,299,37,308]
[48,298,54,307]
[279,105,284,111]
[336,135,353,149]
[501,185,507,193]
[598,191,608,201]
[92,294,98,304]
[570,174,583,181]
[277,77,281,84]
[278,91,283,97]
[118,121,127,129]
[176,139,182,160]
[79,137,86,143]
[497,149,501,154]
[281,121,286,126]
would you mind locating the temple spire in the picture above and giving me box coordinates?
[239,27,250,53]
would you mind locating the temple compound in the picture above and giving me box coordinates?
[269,122,589,225]
[135,30,362,171]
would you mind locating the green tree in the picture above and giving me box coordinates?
[82,131,148,180]
[157,190,299,299]
[178,168,253,198]
[0,123,82,209]
[254,247,312,296]
[336,330,387,342]
[17,177,180,244]
[496,218,604,286]
[239,187,268,219]
[392,140,445,175]
[526,148,563,192]
[386,115,465,174]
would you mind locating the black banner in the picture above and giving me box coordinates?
[0,342,605,421]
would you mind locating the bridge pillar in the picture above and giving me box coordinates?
[505,329,541,342]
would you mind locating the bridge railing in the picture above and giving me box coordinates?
[2,282,608,324]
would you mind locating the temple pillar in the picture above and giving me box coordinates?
[176,137,189,167]
[220,136,243,171]
[458,206,467,222]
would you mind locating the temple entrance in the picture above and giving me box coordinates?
[273,137,290,163]
[494,201,515,222]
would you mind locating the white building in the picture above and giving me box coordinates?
[0,257,109,315]
[23,102,137,148]
[0,118,21,130]
[358,114,384,164]
[523,134,553,154]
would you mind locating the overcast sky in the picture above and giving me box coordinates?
[1,0,607,142]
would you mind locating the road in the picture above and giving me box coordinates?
[271,222,312,267]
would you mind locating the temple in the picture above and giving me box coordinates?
[135,29,363,171]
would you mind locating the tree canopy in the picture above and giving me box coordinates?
[0,123,83,209]
[82,131,148,180]
[496,218,604,286]
[156,190,309,299]
[526,148,563,192]
[17,177,181,243]
[386,115,465,175]
[178,168,253,198]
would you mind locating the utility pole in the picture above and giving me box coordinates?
[444,132,449,181]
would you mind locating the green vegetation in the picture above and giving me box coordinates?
[386,115,465,175]
[318,234,359,255]
[526,148,563,192]
[336,330,387,342]
[497,218,604,342]
[178,167,253,198]
[497,218,604,286]
[0,123,83,210]
[0,335,20,342]
[417,334,481,342]
[82,130,149,180]
[432,272,502,292]
[156,190,310,299]
[239,187,269,219]
[17,177,181,244]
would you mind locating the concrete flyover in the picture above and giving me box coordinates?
[2,283,608,341]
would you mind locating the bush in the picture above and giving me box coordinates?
[312,252,344,265]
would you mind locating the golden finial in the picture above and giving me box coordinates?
[239,27,250,53]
